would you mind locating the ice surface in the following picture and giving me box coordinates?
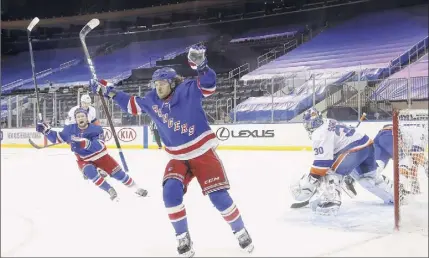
[1,149,427,257]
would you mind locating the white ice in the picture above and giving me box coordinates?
[1,148,428,257]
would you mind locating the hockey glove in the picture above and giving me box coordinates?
[70,135,91,152]
[36,121,51,135]
[188,45,207,71]
[89,79,117,99]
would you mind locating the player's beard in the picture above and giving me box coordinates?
[78,120,88,129]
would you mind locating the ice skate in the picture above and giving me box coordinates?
[135,188,148,197]
[342,175,357,198]
[108,188,119,201]
[234,228,254,253]
[176,232,194,257]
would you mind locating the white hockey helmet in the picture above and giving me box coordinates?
[81,94,92,104]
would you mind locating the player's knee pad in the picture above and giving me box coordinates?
[208,189,233,211]
[163,179,184,207]
[83,165,98,180]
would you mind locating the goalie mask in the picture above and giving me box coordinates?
[303,107,324,137]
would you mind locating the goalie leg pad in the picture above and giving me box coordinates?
[314,173,342,216]
[290,174,320,202]
[354,170,394,204]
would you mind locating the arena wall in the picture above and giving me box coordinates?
[0,121,391,150]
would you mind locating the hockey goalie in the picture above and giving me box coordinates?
[290,108,395,215]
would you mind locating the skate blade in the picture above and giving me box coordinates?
[179,249,195,258]
[243,243,254,254]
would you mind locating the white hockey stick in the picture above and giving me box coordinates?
[27,17,41,121]
[79,18,129,172]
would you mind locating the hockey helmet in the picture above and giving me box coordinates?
[74,108,88,118]
[303,107,324,134]
[151,67,178,88]
[80,94,92,104]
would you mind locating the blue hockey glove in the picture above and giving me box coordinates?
[188,45,207,71]
[90,79,117,99]
[36,121,51,135]
[70,135,90,151]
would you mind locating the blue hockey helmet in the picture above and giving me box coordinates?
[152,67,177,83]
[302,107,324,135]
[74,107,88,118]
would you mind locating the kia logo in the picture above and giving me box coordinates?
[216,127,230,141]
[118,128,137,142]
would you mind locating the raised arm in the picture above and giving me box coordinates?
[90,80,151,116]
[187,45,216,98]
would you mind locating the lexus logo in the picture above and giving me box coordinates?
[216,127,230,141]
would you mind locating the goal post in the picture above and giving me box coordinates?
[392,109,428,231]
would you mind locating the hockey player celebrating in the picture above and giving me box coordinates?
[90,46,253,257]
[291,108,395,215]
[65,94,108,178]
[65,94,99,125]
[36,108,148,201]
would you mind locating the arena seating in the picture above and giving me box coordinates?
[14,35,210,90]
[370,53,428,101]
[230,24,303,44]
[232,6,428,122]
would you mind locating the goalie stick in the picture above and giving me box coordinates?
[79,18,129,172]
[290,112,367,209]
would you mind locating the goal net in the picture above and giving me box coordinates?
[393,109,428,232]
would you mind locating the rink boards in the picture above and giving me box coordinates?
[0,121,402,151]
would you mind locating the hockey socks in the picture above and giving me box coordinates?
[83,165,112,192]
[163,179,189,235]
[111,170,134,187]
[209,190,245,233]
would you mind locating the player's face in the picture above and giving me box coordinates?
[81,102,90,109]
[155,80,171,99]
[75,113,89,127]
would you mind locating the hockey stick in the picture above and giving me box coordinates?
[79,18,129,172]
[29,139,63,149]
[351,112,367,128]
[27,17,42,121]
[291,113,368,209]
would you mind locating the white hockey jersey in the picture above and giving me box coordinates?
[310,119,372,176]
[65,106,98,125]
[400,125,427,153]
